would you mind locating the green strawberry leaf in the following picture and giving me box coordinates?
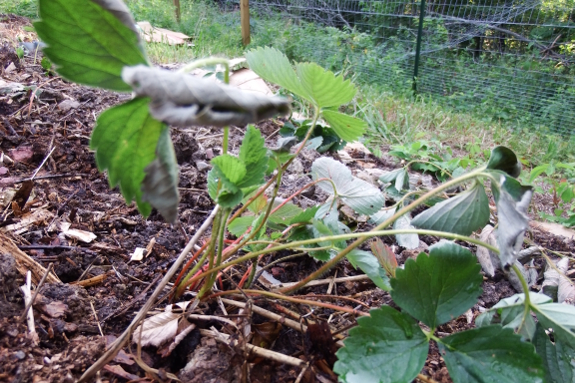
[534,324,575,383]
[90,97,164,217]
[390,240,483,329]
[347,250,391,291]
[532,302,575,349]
[212,154,247,185]
[322,110,366,143]
[411,183,490,236]
[228,216,254,238]
[295,62,357,108]
[334,306,428,383]
[35,0,148,91]
[438,326,544,383]
[238,125,268,188]
[245,47,308,100]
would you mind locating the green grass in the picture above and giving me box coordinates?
[3,0,574,167]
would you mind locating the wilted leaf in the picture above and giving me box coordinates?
[487,146,522,178]
[90,98,165,217]
[495,177,533,268]
[347,249,391,291]
[411,183,490,236]
[334,307,428,383]
[35,0,147,91]
[312,157,384,215]
[391,240,483,329]
[142,127,180,223]
[475,224,499,277]
[438,326,544,383]
[556,257,575,304]
[122,65,290,127]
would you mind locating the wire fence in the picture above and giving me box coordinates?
[220,0,575,135]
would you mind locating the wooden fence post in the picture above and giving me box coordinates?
[174,0,181,23]
[241,0,250,46]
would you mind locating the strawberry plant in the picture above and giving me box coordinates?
[34,1,575,382]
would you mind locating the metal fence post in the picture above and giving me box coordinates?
[413,0,426,94]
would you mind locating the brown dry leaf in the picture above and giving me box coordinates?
[4,208,54,234]
[41,301,68,318]
[557,257,575,304]
[59,222,97,243]
[11,179,34,210]
[133,301,195,348]
[476,224,499,277]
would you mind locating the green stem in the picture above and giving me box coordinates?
[184,228,499,288]
[177,57,230,75]
[280,166,488,293]
[511,263,532,334]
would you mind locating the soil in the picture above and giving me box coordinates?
[1,14,574,383]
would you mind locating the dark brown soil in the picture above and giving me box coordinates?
[1,14,573,383]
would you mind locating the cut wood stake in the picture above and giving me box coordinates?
[240,0,250,46]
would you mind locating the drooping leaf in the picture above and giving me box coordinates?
[486,146,522,178]
[122,65,290,127]
[212,155,247,185]
[347,249,391,291]
[438,326,544,383]
[393,213,419,249]
[133,301,195,348]
[141,127,180,223]
[228,216,254,238]
[90,98,164,216]
[475,293,551,341]
[534,324,575,383]
[379,168,405,184]
[245,47,308,99]
[334,306,428,383]
[312,157,384,215]
[295,62,357,108]
[322,110,366,143]
[495,178,533,268]
[411,183,490,236]
[289,206,320,224]
[369,206,396,226]
[390,240,483,329]
[237,125,268,188]
[371,238,398,278]
[35,0,147,91]
[269,200,304,226]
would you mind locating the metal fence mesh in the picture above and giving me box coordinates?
[221,0,575,135]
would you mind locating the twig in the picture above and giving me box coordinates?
[417,373,440,383]
[20,263,53,322]
[27,77,60,118]
[90,300,104,337]
[200,328,306,368]
[220,297,308,334]
[31,145,55,180]
[20,271,39,344]
[18,244,97,255]
[277,274,370,289]
[78,206,219,383]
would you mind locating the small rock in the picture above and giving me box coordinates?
[13,350,26,360]
[58,99,80,113]
[196,161,210,171]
